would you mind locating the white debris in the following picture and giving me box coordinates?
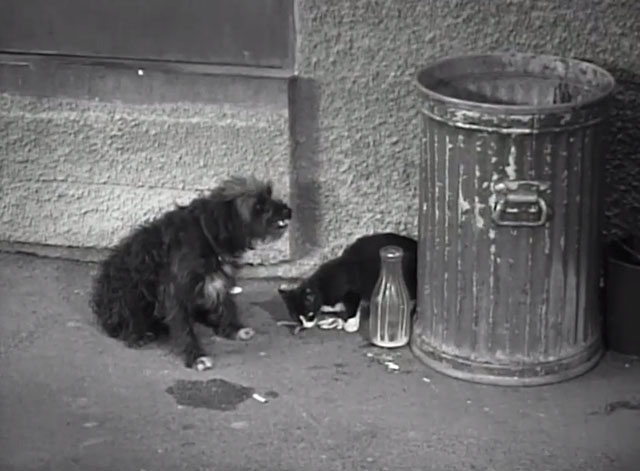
[137,69,144,76]
[80,437,108,448]
[317,317,343,330]
[230,286,243,295]
[276,320,298,326]
[385,361,400,371]
[422,377,431,383]
[252,393,268,403]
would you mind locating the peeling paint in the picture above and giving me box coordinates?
[474,197,485,229]
[544,228,551,255]
[459,164,471,215]
[505,144,517,180]
[434,133,440,226]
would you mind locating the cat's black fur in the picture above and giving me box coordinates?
[278,233,417,326]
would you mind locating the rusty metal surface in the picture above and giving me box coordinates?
[411,53,616,386]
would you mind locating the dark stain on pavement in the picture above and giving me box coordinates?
[166,378,255,411]
[589,399,640,416]
[604,400,640,415]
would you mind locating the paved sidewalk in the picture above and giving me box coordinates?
[1,252,639,471]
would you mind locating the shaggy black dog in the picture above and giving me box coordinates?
[90,176,292,371]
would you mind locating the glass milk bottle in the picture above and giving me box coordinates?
[369,245,412,348]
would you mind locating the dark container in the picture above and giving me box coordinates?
[411,53,616,386]
[605,238,640,356]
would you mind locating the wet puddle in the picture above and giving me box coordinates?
[166,378,255,411]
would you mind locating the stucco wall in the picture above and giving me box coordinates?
[291,0,640,268]
[0,66,292,265]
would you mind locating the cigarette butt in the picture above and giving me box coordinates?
[422,377,431,383]
[385,361,400,370]
[252,393,268,403]
[230,286,243,295]
[276,320,297,326]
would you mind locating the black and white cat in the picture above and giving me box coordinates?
[278,232,417,332]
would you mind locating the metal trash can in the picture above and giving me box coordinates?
[410,53,616,386]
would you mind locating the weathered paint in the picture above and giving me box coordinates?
[411,53,615,386]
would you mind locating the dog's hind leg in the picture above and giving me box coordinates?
[122,300,160,348]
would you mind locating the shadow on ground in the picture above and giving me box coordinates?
[1,252,639,471]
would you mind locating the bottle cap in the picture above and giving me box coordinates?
[380,245,404,260]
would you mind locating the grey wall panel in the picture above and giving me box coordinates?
[0,0,295,69]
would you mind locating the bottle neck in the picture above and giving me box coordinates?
[380,257,403,277]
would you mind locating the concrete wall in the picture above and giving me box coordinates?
[1,0,639,276]
[0,63,291,265]
[291,0,640,268]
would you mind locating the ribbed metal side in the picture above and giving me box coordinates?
[411,53,614,386]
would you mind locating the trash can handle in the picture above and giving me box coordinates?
[491,180,551,227]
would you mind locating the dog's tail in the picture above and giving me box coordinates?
[89,258,130,340]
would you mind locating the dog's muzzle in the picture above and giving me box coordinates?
[273,205,292,229]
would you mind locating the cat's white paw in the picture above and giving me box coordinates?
[344,307,362,333]
[236,327,255,341]
[194,356,214,371]
[344,317,360,333]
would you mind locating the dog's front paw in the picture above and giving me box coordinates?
[235,327,255,341]
[194,356,214,371]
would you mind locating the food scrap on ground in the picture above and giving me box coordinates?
[365,350,404,373]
